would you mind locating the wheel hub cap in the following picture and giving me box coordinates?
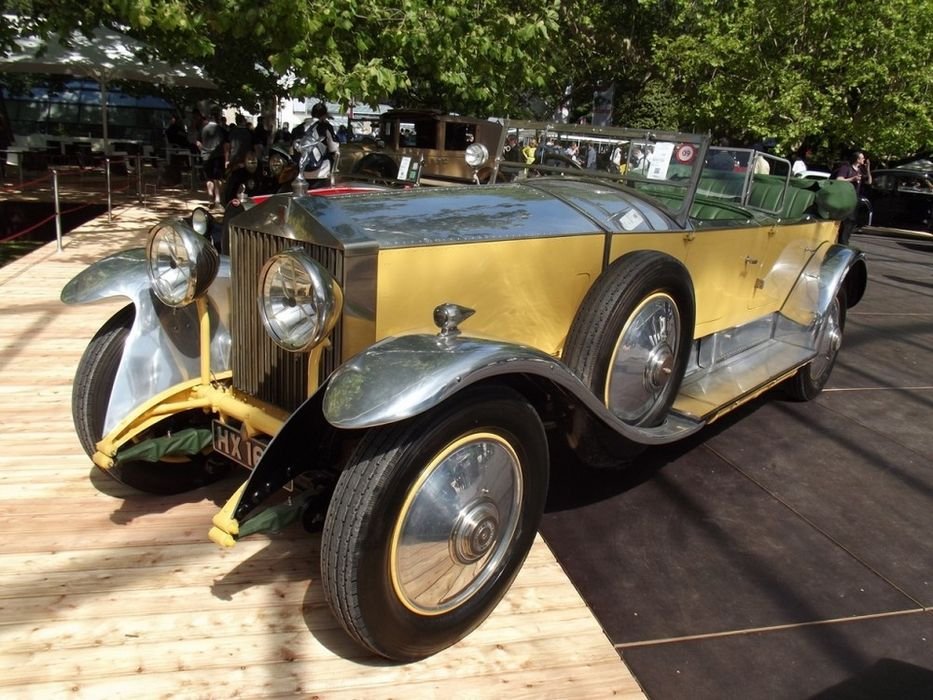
[605,293,681,423]
[645,344,674,392]
[451,499,499,564]
[390,434,523,615]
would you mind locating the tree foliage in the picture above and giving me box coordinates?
[649,0,933,159]
[1,0,930,159]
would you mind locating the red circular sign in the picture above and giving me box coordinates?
[676,144,696,163]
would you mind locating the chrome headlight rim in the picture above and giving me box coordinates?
[465,143,489,169]
[145,220,219,308]
[258,249,343,353]
[190,206,212,236]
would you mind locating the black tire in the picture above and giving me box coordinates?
[320,385,548,661]
[72,305,229,494]
[562,251,694,466]
[784,287,847,401]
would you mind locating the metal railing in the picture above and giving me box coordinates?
[1,153,157,252]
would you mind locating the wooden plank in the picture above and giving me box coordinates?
[0,194,644,698]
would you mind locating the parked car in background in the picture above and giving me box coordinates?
[797,169,830,180]
[62,120,866,662]
[338,109,503,184]
[860,166,933,236]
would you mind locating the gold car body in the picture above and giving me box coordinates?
[63,120,865,546]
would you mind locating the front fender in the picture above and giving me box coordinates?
[61,248,232,434]
[323,334,703,444]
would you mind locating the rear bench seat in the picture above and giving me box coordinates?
[692,173,821,222]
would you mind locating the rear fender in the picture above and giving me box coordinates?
[777,243,867,343]
[61,247,232,434]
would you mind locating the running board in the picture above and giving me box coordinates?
[672,338,812,422]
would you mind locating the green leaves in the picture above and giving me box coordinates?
[3,0,929,158]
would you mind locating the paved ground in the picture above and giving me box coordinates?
[540,231,933,699]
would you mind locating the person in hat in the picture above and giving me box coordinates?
[263,143,298,193]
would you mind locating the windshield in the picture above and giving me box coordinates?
[494,120,709,226]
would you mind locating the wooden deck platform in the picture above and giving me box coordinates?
[0,192,645,698]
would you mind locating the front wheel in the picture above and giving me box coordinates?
[320,385,549,661]
[72,305,229,494]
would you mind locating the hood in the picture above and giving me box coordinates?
[229,181,604,253]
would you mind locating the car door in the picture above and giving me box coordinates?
[868,173,899,227]
[682,222,771,335]
[896,173,933,232]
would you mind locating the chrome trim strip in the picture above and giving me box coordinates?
[61,247,232,434]
[323,334,704,445]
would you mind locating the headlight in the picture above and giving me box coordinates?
[258,249,343,352]
[190,206,211,236]
[146,221,219,308]
[465,143,489,169]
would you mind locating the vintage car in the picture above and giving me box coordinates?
[61,121,866,661]
[337,108,504,184]
[860,165,933,236]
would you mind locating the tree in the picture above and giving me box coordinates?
[3,0,931,160]
[1,0,563,115]
[649,0,933,160]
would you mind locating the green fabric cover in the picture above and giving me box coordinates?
[237,490,316,538]
[815,179,858,219]
[115,427,213,465]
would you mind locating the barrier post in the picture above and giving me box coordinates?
[105,157,113,224]
[52,168,63,252]
[136,154,143,203]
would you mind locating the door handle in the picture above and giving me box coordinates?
[745,256,759,265]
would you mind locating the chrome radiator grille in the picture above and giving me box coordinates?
[229,225,344,412]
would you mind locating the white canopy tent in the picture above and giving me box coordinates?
[0,19,216,153]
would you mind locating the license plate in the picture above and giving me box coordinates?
[212,420,267,470]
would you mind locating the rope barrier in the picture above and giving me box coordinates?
[1,171,51,191]
[1,158,144,245]
[0,200,103,244]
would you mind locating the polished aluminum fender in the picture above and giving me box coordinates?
[777,243,867,339]
[60,247,232,434]
[323,333,704,445]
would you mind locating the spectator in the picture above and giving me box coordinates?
[0,114,11,180]
[522,139,537,165]
[197,107,228,210]
[164,113,188,149]
[264,144,298,193]
[252,115,270,161]
[752,141,772,175]
[502,134,522,163]
[227,113,253,170]
[832,150,871,195]
[222,152,263,204]
[792,146,813,176]
[274,122,292,147]
[187,108,204,152]
[296,102,340,187]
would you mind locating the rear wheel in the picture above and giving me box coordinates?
[320,386,548,660]
[785,288,847,401]
[72,305,229,494]
[562,252,694,466]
